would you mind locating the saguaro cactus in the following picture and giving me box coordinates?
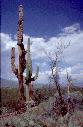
[11,5,26,101]
[25,37,39,101]
[11,5,39,102]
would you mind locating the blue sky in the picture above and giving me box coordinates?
[1,0,83,36]
[1,0,83,86]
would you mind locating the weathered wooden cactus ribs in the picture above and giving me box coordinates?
[11,5,26,101]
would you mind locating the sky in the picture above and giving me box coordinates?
[1,0,83,86]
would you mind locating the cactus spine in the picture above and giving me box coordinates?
[11,5,26,101]
[25,37,39,101]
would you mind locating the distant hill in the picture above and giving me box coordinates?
[0,78,46,88]
[0,78,83,88]
[1,78,18,88]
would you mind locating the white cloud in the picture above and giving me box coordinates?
[61,23,80,34]
[0,33,17,51]
[1,23,83,86]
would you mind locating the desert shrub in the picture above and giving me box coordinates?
[1,87,19,112]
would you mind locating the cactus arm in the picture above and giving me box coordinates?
[26,37,39,82]
[26,38,32,81]
[11,47,18,78]
[28,38,32,75]
[32,66,39,81]
[25,37,39,101]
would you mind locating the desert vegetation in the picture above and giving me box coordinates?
[1,86,83,109]
[0,4,83,127]
[0,86,83,127]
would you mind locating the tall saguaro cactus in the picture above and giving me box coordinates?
[11,5,39,102]
[25,37,39,101]
[11,5,26,101]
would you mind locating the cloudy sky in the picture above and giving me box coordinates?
[1,0,83,86]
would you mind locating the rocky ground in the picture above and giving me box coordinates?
[0,91,83,127]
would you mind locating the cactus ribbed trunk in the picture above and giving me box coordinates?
[11,5,39,102]
[26,82,33,101]
[25,38,39,101]
[17,5,26,101]
[11,5,26,101]
[26,85,29,101]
